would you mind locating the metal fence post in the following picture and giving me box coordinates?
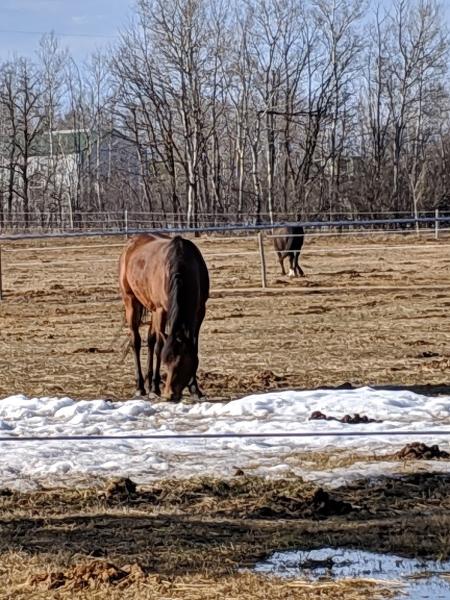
[124,209,128,239]
[258,231,267,289]
[435,209,439,240]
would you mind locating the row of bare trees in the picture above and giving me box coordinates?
[0,0,449,230]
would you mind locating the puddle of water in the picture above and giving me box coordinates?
[253,548,450,599]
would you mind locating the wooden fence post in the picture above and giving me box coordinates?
[0,245,3,301]
[258,231,267,289]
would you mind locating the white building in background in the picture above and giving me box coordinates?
[1,128,139,226]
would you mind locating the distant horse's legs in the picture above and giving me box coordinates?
[288,253,296,277]
[277,252,286,275]
[124,294,145,396]
[294,252,305,277]
[151,309,166,396]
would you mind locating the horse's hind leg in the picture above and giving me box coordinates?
[124,294,146,396]
[188,311,205,400]
[277,252,286,276]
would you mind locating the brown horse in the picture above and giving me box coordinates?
[273,224,305,277]
[119,234,209,401]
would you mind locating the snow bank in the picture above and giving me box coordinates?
[0,387,449,490]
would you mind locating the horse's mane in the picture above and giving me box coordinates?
[167,272,184,332]
[166,236,190,337]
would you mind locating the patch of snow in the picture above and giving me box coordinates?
[0,387,449,490]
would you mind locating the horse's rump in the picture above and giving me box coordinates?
[119,234,172,314]
[273,225,304,255]
[119,234,209,324]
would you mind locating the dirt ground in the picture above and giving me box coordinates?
[2,230,450,598]
[1,229,450,400]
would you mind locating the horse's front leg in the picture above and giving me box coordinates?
[278,252,286,276]
[294,252,305,277]
[188,319,204,400]
[151,309,166,396]
[151,334,163,396]
[288,253,296,278]
[188,362,203,399]
[146,323,156,396]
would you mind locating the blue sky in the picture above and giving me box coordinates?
[0,0,449,63]
[0,0,134,61]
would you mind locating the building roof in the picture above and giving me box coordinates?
[29,130,90,157]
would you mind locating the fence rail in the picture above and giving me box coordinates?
[2,209,450,235]
[1,215,450,299]
[0,429,449,442]
[2,214,450,242]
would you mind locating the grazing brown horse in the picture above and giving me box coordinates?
[273,223,305,277]
[119,234,209,401]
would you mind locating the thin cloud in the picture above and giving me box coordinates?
[71,15,89,25]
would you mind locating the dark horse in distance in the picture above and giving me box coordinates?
[119,234,209,402]
[273,222,305,277]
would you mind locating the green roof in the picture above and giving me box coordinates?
[29,130,90,157]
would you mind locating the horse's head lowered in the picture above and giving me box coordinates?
[161,331,198,402]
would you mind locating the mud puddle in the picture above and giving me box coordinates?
[253,547,450,599]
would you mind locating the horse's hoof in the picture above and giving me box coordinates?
[189,389,205,402]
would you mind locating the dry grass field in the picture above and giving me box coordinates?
[1,229,450,400]
[1,229,450,599]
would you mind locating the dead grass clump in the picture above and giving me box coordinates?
[250,487,353,519]
[104,477,137,499]
[199,369,288,397]
[27,560,145,591]
[121,477,353,520]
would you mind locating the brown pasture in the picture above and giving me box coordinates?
[2,230,450,598]
[1,230,450,400]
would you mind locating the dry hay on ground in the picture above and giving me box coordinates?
[1,473,449,599]
[1,231,450,400]
[2,232,450,597]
